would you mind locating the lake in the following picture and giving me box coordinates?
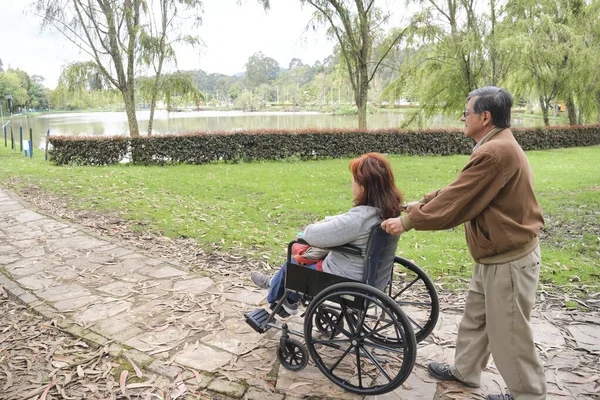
[3,109,550,149]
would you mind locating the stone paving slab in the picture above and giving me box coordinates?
[1,187,599,400]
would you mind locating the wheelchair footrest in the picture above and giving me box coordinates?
[244,308,274,333]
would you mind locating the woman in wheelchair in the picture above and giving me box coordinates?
[250,152,403,317]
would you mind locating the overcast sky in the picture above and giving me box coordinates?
[0,0,334,89]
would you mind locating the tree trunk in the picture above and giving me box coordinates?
[577,105,584,125]
[148,90,157,136]
[148,65,163,136]
[597,91,600,124]
[540,96,550,127]
[122,85,140,137]
[357,67,369,131]
[148,0,168,136]
[356,63,369,131]
[565,95,577,125]
[357,96,368,130]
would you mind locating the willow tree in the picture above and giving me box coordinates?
[301,0,411,130]
[35,0,145,136]
[385,0,499,122]
[35,0,203,137]
[502,0,581,126]
[561,0,600,124]
[137,71,204,113]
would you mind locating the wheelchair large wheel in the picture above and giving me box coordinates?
[390,256,439,343]
[304,282,417,395]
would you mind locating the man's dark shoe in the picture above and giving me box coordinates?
[487,394,514,400]
[427,362,479,388]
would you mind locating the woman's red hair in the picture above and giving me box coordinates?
[349,153,403,219]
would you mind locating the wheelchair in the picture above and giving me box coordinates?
[244,222,440,395]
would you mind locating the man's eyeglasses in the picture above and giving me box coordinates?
[462,110,474,118]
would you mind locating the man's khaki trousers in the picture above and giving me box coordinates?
[451,246,547,400]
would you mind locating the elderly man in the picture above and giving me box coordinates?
[382,87,546,400]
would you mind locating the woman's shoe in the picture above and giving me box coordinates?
[270,298,299,318]
[281,298,299,316]
[251,271,272,289]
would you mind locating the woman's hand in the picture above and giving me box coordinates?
[381,217,405,236]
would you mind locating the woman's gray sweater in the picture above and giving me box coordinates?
[302,206,381,284]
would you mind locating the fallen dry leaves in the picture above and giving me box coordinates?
[0,291,234,400]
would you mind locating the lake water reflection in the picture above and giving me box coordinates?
[7,109,548,149]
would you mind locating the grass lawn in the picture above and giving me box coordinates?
[1,144,598,293]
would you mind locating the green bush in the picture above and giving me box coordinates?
[48,125,600,166]
[512,125,600,150]
[48,136,129,166]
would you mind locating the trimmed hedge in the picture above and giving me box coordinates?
[48,125,600,166]
[48,136,130,166]
[513,125,600,150]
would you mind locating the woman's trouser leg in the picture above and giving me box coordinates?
[267,262,318,304]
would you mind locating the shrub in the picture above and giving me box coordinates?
[512,125,600,150]
[48,125,600,166]
[48,136,129,166]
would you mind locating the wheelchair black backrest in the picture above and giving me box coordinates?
[362,222,400,290]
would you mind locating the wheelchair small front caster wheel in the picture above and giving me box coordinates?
[277,338,308,371]
[315,305,344,337]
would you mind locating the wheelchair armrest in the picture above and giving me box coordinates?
[326,244,364,256]
[286,238,364,264]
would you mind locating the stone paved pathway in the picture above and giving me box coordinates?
[1,187,599,399]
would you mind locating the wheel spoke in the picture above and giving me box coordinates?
[404,314,425,331]
[326,344,355,374]
[353,301,370,335]
[360,320,395,340]
[341,301,358,336]
[359,344,393,383]
[392,276,421,299]
[361,340,408,354]
[355,344,363,388]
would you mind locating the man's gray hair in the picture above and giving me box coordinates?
[467,86,513,128]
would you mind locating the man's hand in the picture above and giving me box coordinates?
[406,201,420,209]
[381,217,405,236]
